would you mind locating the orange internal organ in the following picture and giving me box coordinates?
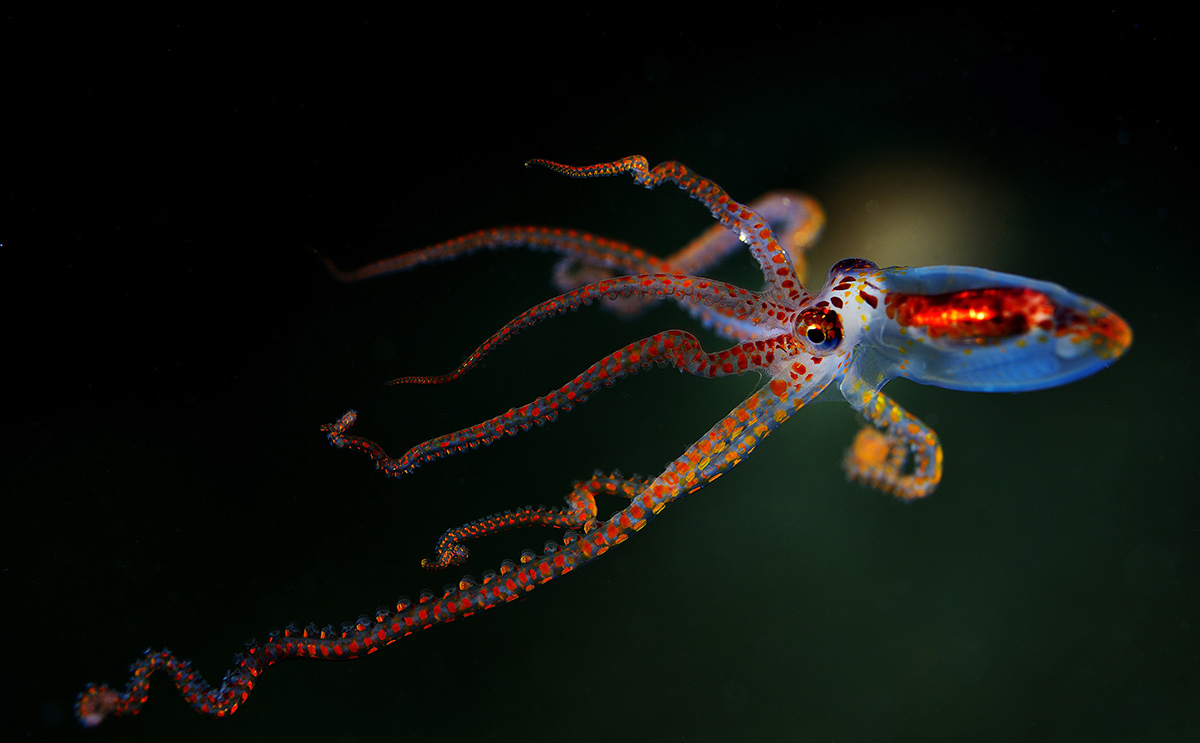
[886,287,1054,340]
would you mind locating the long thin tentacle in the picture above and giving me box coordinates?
[316,224,775,342]
[78,370,825,726]
[323,330,804,479]
[526,156,810,307]
[315,190,822,302]
[386,273,794,386]
[316,225,668,283]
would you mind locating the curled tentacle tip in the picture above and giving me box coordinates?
[76,684,121,728]
[307,245,357,284]
[320,410,358,437]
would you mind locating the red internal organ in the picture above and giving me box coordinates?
[886,287,1055,340]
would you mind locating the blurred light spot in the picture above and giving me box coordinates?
[815,156,1014,270]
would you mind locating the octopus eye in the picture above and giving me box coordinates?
[796,307,843,353]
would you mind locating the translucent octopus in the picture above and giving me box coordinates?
[77,155,1131,726]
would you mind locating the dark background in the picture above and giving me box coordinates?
[4,6,1195,742]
